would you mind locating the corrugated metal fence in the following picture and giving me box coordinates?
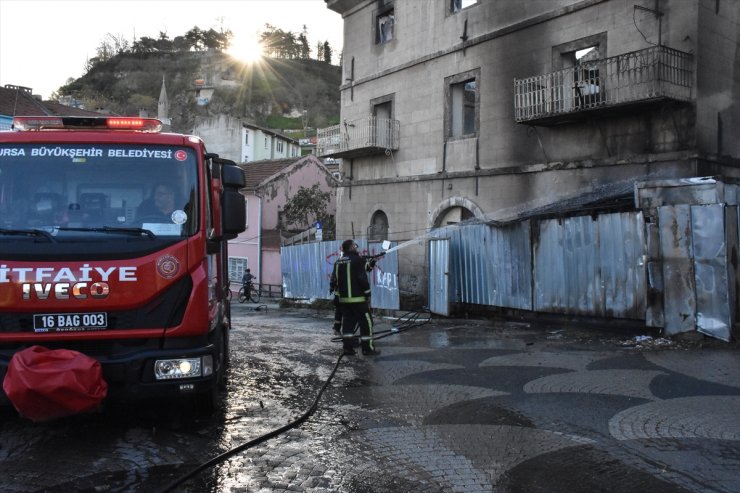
[282,207,735,341]
[281,240,400,310]
[439,211,647,319]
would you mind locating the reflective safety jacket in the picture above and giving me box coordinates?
[332,251,371,303]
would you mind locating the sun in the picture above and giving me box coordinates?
[227,34,264,63]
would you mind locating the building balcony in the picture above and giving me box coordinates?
[317,117,400,158]
[514,46,693,126]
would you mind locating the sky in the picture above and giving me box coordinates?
[0,0,344,100]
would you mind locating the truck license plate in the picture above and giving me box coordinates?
[33,313,108,333]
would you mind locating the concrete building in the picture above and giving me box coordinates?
[193,115,300,163]
[319,0,740,321]
[227,155,337,295]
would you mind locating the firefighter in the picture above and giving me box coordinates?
[329,269,343,335]
[333,239,381,356]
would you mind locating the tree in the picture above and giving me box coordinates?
[323,41,332,65]
[280,184,335,239]
[299,25,310,59]
[154,32,174,52]
[185,27,205,51]
[203,28,232,51]
[260,24,303,59]
[90,33,129,67]
[132,36,158,53]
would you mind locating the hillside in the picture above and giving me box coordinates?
[58,51,341,134]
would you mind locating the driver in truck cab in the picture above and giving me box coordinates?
[137,182,178,222]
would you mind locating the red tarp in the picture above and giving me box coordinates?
[3,346,108,422]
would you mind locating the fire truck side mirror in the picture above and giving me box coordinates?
[222,163,245,189]
[223,191,245,239]
[222,164,246,240]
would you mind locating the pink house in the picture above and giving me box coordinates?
[227,155,337,296]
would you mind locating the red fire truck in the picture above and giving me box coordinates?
[0,116,245,417]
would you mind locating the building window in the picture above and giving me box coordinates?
[445,69,480,139]
[245,132,249,145]
[552,33,607,112]
[368,210,389,241]
[370,94,395,149]
[375,1,395,45]
[450,0,477,13]
[574,46,601,107]
[277,141,284,153]
[435,206,474,228]
[264,137,268,149]
[228,257,249,283]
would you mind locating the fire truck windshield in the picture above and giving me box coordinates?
[0,144,198,250]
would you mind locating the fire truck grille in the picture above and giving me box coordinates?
[0,275,193,333]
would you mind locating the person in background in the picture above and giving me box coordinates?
[332,239,380,356]
[242,268,255,297]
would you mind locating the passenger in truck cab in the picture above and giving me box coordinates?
[29,192,68,227]
[136,183,178,222]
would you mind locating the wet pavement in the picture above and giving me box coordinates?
[0,301,739,492]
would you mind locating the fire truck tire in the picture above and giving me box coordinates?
[214,324,228,391]
[192,325,227,416]
[192,386,217,417]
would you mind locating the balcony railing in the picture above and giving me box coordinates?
[317,116,400,158]
[514,46,693,125]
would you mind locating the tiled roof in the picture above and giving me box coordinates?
[0,85,105,119]
[0,86,49,117]
[238,155,333,191]
[239,158,300,190]
[40,100,105,117]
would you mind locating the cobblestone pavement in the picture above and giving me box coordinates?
[1,303,739,492]
[200,304,740,493]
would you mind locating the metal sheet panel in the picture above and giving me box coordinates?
[449,223,532,310]
[281,240,342,300]
[280,240,400,310]
[658,205,696,334]
[645,222,665,327]
[428,238,450,316]
[728,206,739,341]
[598,212,646,318]
[534,216,601,314]
[692,205,731,341]
[534,212,646,318]
[367,241,400,310]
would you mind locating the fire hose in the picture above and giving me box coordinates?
[158,308,430,492]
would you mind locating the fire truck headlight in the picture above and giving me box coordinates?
[154,358,202,380]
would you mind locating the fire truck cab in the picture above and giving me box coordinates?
[0,116,245,416]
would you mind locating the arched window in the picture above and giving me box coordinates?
[368,210,389,240]
[434,206,474,228]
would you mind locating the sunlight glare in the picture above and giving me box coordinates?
[228,33,264,63]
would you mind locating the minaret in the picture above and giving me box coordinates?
[157,75,171,127]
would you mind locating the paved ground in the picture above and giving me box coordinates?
[197,302,740,493]
[0,301,738,492]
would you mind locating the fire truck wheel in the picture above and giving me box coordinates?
[214,325,228,391]
[192,386,217,417]
[192,325,227,416]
